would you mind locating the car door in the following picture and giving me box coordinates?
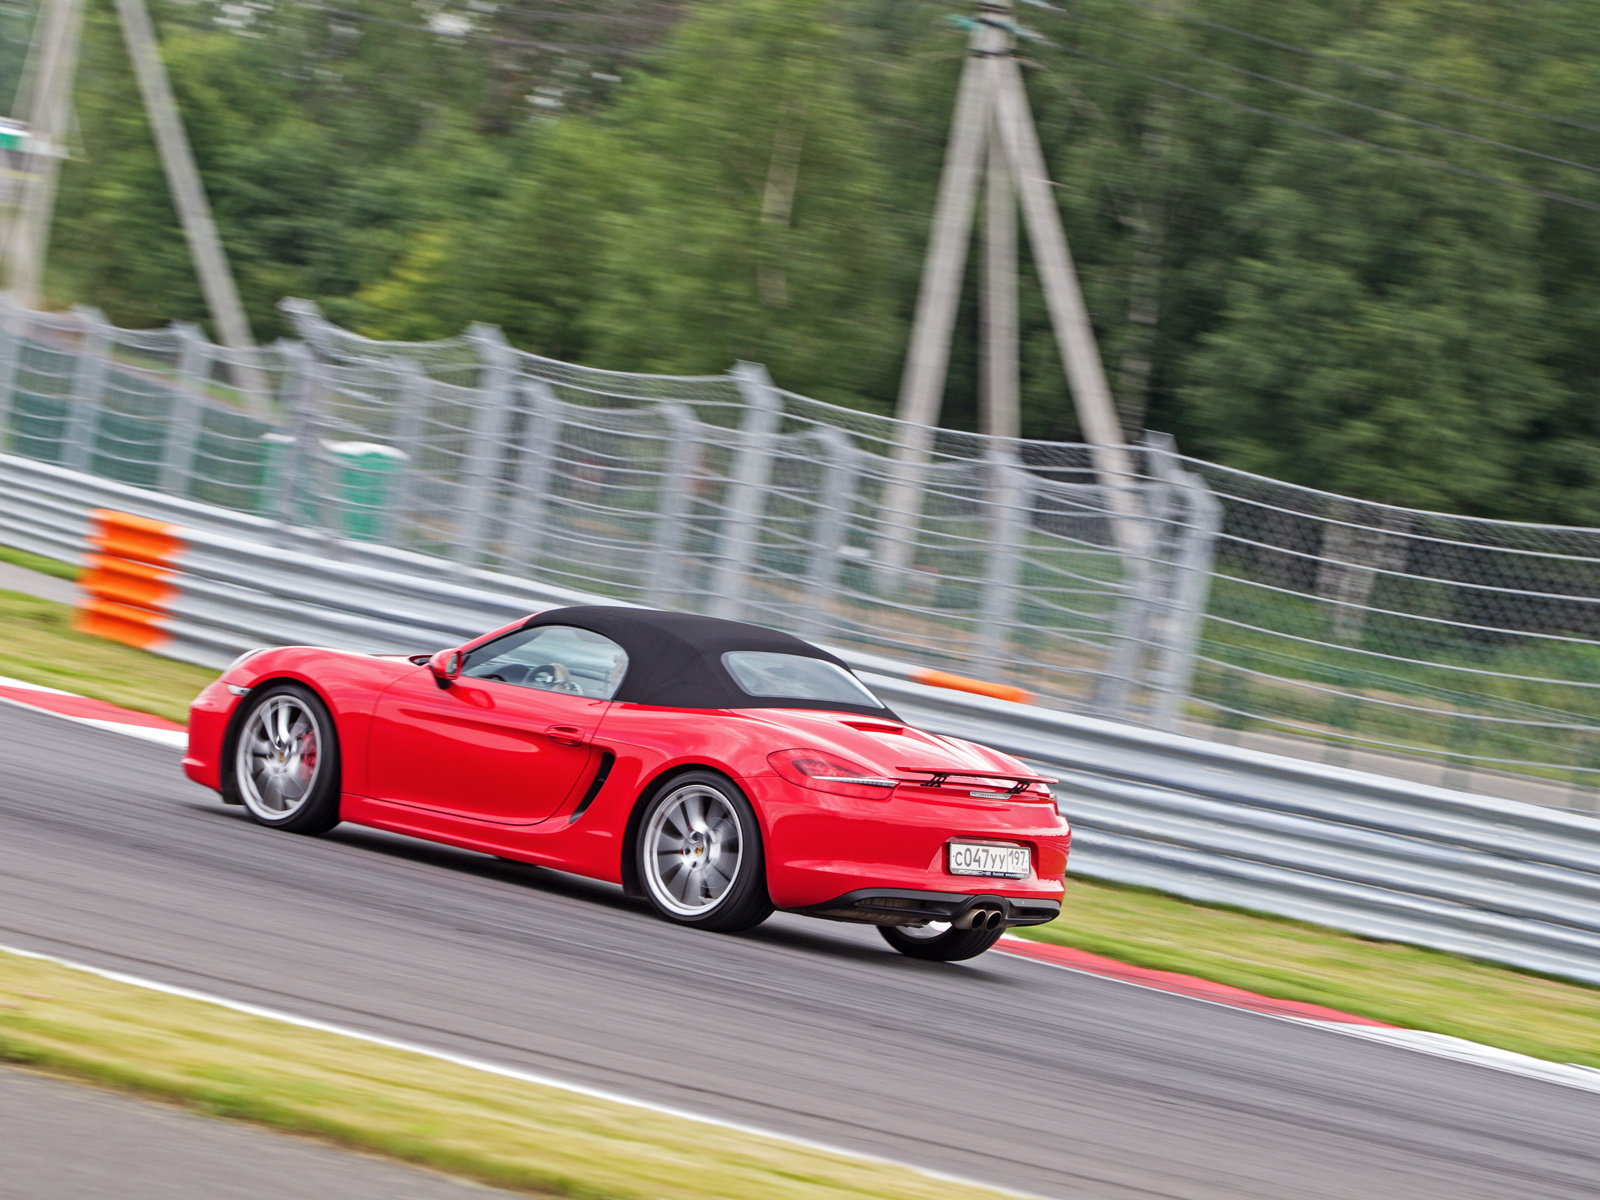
[366,624,629,825]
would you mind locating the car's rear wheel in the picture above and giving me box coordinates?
[228,683,341,835]
[636,771,772,932]
[880,921,1003,962]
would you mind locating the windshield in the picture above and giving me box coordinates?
[722,651,882,708]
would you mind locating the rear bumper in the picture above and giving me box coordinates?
[748,772,1070,911]
[796,888,1061,929]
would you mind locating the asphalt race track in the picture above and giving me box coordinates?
[2,703,1597,1199]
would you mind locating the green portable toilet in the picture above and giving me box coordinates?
[322,440,410,540]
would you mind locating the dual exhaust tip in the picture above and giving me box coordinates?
[955,906,1006,931]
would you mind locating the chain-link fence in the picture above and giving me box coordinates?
[2,295,1597,803]
[1181,460,1600,801]
[272,299,1218,726]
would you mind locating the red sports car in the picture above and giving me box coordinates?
[183,607,1070,961]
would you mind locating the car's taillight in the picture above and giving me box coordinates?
[768,749,898,800]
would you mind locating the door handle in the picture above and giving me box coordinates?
[545,724,586,747]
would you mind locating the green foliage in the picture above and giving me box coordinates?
[584,0,904,405]
[33,0,1600,521]
[1180,2,1570,514]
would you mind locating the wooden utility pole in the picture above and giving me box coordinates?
[8,0,85,308]
[980,134,1019,441]
[5,0,257,357]
[114,0,255,352]
[882,0,1140,570]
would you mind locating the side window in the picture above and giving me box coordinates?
[461,625,628,700]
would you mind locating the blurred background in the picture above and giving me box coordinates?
[17,0,1600,521]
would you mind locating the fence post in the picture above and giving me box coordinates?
[158,321,213,497]
[0,295,27,450]
[456,323,518,568]
[797,426,861,638]
[62,306,112,472]
[265,342,321,529]
[975,447,1033,664]
[505,380,560,571]
[645,401,701,608]
[1094,478,1163,719]
[1142,435,1220,731]
[706,361,780,620]
[380,362,429,546]
[277,297,337,357]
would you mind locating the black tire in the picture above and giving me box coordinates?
[879,922,1004,962]
[225,682,342,836]
[634,770,773,933]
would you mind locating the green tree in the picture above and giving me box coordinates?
[1181,4,1568,513]
[584,0,904,406]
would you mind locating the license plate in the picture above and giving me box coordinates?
[947,841,1031,878]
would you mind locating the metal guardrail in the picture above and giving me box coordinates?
[5,297,1600,796]
[7,450,1600,986]
[877,680,1600,987]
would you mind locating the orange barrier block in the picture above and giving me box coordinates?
[75,510,183,652]
[73,596,171,650]
[909,668,1033,706]
[80,553,176,611]
[87,509,182,567]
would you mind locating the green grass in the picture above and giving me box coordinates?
[0,543,79,581]
[0,950,1011,1200]
[0,589,216,724]
[1014,875,1600,1067]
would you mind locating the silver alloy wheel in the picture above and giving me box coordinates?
[898,921,953,940]
[642,783,744,916]
[236,693,324,822]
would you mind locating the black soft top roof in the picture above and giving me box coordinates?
[522,606,896,717]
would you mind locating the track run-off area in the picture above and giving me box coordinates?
[1,702,1597,1199]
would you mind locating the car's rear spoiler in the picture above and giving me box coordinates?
[893,766,1057,794]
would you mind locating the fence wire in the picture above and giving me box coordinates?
[2,294,1597,801]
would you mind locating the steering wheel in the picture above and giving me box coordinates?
[530,662,582,694]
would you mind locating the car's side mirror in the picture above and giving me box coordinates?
[428,647,464,689]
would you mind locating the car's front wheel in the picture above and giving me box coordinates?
[880,921,1003,962]
[227,683,342,835]
[636,771,772,933]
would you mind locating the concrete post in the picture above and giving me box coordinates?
[158,321,213,497]
[706,361,781,619]
[61,306,110,472]
[799,426,861,638]
[457,324,519,567]
[645,402,701,608]
[976,448,1034,664]
[506,380,560,571]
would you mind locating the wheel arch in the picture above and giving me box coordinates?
[618,762,751,899]
[220,675,343,798]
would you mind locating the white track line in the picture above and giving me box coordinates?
[0,942,1048,1200]
[0,675,188,748]
[0,673,74,695]
[1004,939,1600,1098]
[1300,1020,1600,1096]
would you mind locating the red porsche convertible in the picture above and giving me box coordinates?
[184,607,1070,961]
